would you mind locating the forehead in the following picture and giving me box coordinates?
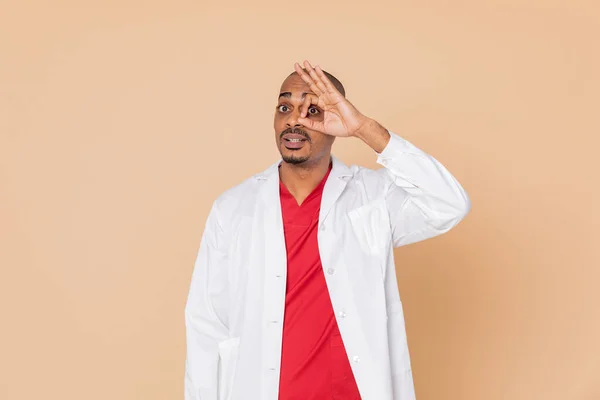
[279,73,312,95]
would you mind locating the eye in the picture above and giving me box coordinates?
[277,105,289,112]
[308,106,320,115]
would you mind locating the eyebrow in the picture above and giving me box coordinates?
[278,92,313,100]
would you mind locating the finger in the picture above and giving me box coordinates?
[293,62,305,76]
[294,62,323,95]
[315,65,340,95]
[303,61,328,94]
[298,116,324,133]
[300,93,319,118]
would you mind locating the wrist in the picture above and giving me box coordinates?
[354,118,391,153]
[352,116,374,139]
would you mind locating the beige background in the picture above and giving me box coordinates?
[1,1,599,399]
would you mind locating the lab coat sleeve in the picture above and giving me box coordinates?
[184,201,230,400]
[376,131,471,247]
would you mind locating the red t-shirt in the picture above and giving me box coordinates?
[278,165,361,400]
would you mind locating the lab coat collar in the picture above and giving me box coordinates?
[254,154,352,181]
[255,154,353,224]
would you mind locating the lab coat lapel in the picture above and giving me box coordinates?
[319,155,352,226]
[256,161,287,273]
[255,154,352,250]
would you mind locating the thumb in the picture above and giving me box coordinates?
[298,117,323,133]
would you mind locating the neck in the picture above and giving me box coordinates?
[279,155,332,204]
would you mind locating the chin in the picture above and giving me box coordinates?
[281,151,310,165]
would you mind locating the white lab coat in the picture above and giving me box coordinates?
[185,131,471,400]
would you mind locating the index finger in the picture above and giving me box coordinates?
[300,93,319,118]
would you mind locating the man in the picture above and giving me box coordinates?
[185,60,470,400]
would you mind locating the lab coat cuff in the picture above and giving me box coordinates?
[376,131,409,165]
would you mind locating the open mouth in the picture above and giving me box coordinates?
[282,133,309,149]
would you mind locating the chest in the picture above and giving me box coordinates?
[227,190,393,298]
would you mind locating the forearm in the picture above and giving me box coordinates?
[371,130,471,246]
[376,131,470,212]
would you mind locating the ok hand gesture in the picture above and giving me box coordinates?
[295,60,368,138]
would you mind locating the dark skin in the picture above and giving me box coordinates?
[274,60,391,205]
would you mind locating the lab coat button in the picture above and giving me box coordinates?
[327,268,335,275]
[338,311,347,318]
[352,356,360,363]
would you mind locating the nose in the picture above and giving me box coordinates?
[286,108,303,128]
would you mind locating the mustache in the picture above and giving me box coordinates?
[280,128,311,142]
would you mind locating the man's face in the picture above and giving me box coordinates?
[274,73,334,166]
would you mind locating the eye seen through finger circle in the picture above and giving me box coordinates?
[308,106,320,115]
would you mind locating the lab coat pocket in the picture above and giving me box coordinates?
[347,198,391,257]
[217,337,240,400]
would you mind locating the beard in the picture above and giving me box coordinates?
[282,153,310,165]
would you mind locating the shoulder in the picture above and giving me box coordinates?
[344,162,395,202]
[348,163,388,181]
[210,161,278,221]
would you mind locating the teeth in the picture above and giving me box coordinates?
[288,139,303,142]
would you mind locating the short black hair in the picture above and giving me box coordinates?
[289,68,346,97]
